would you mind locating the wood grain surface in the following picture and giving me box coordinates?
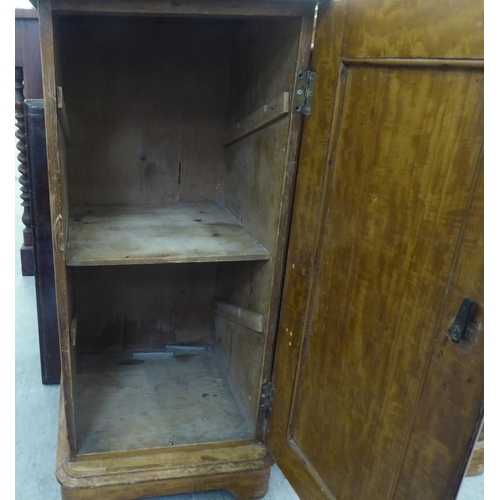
[394,161,484,499]
[218,13,313,442]
[342,0,483,59]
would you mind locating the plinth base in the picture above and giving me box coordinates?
[56,390,272,500]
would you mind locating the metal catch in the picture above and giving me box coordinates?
[449,298,476,343]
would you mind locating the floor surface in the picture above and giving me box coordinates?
[14,156,483,498]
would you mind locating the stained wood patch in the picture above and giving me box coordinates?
[66,203,270,266]
[213,300,264,333]
[56,86,71,143]
[222,92,290,146]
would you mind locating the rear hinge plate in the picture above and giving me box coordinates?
[293,70,316,116]
[259,381,275,417]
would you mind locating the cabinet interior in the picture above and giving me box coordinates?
[53,13,305,455]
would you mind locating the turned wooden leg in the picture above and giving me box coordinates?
[16,66,34,276]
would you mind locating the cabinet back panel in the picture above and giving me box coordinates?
[72,264,217,352]
[57,17,233,205]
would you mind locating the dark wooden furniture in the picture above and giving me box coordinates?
[25,99,61,385]
[15,66,32,277]
[35,0,483,498]
[16,8,43,276]
[17,9,60,385]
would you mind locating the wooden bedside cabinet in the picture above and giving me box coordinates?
[34,0,483,499]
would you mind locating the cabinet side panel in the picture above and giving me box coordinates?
[226,18,302,124]
[216,13,314,437]
[214,315,266,435]
[214,262,268,435]
[38,0,77,455]
[223,119,291,256]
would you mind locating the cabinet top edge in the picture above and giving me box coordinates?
[38,0,316,19]
[16,7,39,18]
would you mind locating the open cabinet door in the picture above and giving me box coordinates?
[267,1,484,499]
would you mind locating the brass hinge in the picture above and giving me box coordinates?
[259,381,275,417]
[293,70,316,116]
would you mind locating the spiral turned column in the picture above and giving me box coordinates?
[16,66,34,276]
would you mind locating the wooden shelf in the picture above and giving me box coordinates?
[66,202,269,266]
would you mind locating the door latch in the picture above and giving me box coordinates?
[449,298,476,343]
